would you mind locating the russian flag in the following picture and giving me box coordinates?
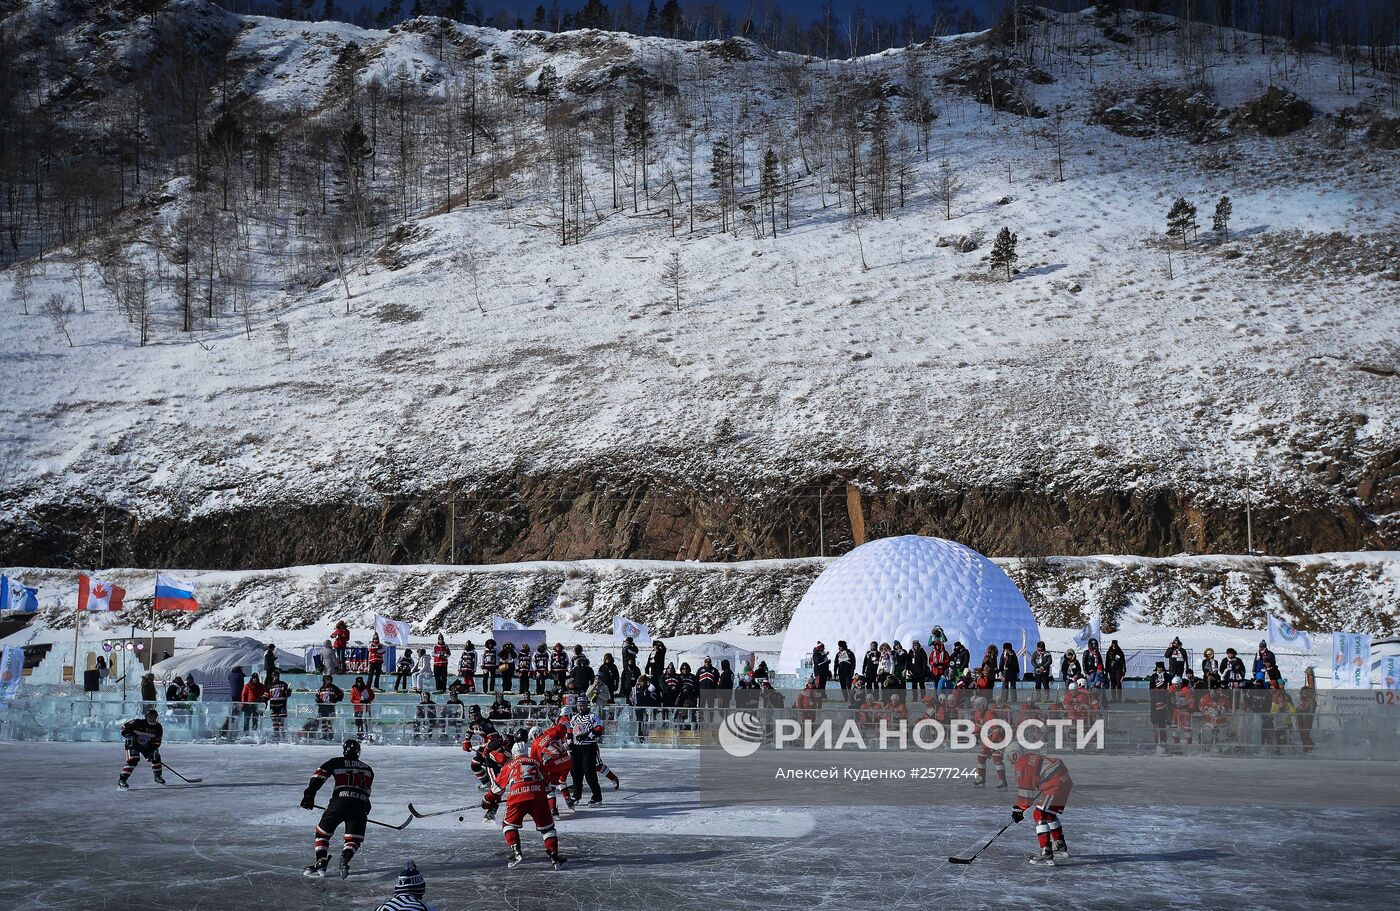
[154,574,199,612]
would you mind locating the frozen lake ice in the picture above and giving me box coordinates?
[0,742,1396,910]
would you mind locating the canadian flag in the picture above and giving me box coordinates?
[78,574,126,612]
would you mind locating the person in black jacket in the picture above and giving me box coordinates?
[677,662,700,726]
[1164,637,1188,679]
[908,641,929,692]
[812,642,832,689]
[696,657,720,711]
[620,657,640,703]
[647,641,667,687]
[1105,640,1127,700]
[998,643,1020,701]
[621,636,640,669]
[549,644,568,691]
[1148,661,1171,747]
[660,663,680,710]
[571,652,595,693]
[1060,649,1082,687]
[717,659,734,708]
[862,642,880,687]
[834,641,857,698]
[598,653,620,702]
[118,708,165,788]
[949,642,971,683]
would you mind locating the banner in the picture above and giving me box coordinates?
[0,645,24,704]
[77,574,125,612]
[0,575,38,613]
[1381,656,1400,691]
[375,614,411,648]
[154,574,198,612]
[1268,614,1314,652]
[613,615,651,643]
[492,615,524,632]
[1331,632,1372,689]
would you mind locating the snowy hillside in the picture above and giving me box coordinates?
[2,1,1399,570]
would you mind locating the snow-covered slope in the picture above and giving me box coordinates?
[2,2,1399,568]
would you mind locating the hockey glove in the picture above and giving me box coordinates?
[300,792,317,810]
[1011,808,1025,824]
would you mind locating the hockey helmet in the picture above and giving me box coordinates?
[511,742,529,758]
[972,696,989,711]
[1002,742,1023,766]
[468,703,482,717]
[1066,682,1077,691]
[343,738,362,760]
[485,731,503,746]
[144,707,159,721]
[576,697,590,711]
[559,706,575,719]
[1172,676,1184,686]
[528,726,543,740]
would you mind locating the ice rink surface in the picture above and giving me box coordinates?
[1,742,1397,911]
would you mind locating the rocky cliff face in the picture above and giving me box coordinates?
[15,551,1398,638]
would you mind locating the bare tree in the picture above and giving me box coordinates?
[42,293,74,346]
[659,250,686,312]
[929,157,965,221]
[12,261,34,315]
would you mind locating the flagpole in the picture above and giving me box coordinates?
[72,599,81,686]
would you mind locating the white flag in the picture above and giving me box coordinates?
[0,645,24,704]
[492,616,524,632]
[1381,656,1400,691]
[374,614,411,647]
[1071,614,1101,649]
[1267,614,1313,652]
[613,616,650,643]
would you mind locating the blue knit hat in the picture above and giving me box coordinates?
[395,860,426,896]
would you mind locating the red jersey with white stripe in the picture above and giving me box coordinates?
[1012,753,1072,811]
[492,757,548,806]
[530,722,573,778]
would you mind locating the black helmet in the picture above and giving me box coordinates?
[343,738,362,760]
[468,704,482,717]
[144,707,159,720]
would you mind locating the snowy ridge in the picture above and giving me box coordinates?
[1,2,1399,566]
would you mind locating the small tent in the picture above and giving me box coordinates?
[676,639,752,674]
[152,636,301,699]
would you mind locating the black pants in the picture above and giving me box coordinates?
[315,798,368,861]
[434,665,448,692]
[367,662,383,690]
[910,675,926,693]
[482,668,497,692]
[570,743,602,802]
[1108,673,1124,700]
[1035,672,1050,691]
[394,668,411,691]
[536,674,547,694]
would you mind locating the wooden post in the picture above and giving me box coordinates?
[71,602,81,684]
[845,484,866,546]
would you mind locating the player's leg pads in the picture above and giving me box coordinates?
[314,826,331,860]
[1032,809,1053,849]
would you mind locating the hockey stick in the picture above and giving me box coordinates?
[947,823,1012,864]
[161,764,204,784]
[408,802,475,819]
[313,803,413,831]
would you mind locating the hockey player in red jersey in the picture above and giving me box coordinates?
[1006,743,1073,866]
[970,696,1011,790]
[528,721,576,813]
[465,731,508,793]
[482,742,567,869]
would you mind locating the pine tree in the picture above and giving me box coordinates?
[988,227,1018,280]
[578,0,609,29]
[623,93,651,208]
[339,117,372,200]
[537,64,560,103]
[658,0,682,36]
[760,147,781,238]
[659,250,685,311]
[1167,196,1198,250]
[711,137,735,232]
[1212,195,1232,240]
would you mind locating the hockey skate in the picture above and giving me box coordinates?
[1052,840,1069,858]
[994,781,1008,791]
[303,859,329,877]
[549,851,569,870]
[338,853,352,880]
[483,807,497,822]
[587,797,603,806]
[117,777,130,790]
[153,772,166,785]
[970,777,985,789]
[1029,848,1056,866]
[508,845,524,868]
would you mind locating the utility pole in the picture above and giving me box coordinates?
[818,488,825,557]
[1245,465,1254,555]
[99,506,106,568]
[449,499,456,565]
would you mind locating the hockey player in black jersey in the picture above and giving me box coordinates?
[117,708,165,788]
[302,738,375,880]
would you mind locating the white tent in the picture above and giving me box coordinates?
[676,639,752,673]
[777,535,1040,674]
[152,636,301,697]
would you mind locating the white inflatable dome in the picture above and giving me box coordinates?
[777,535,1039,674]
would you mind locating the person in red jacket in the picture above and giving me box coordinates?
[366,636,385,690]
[1006,743,1073,866]
[432,635,450,693]
[970,695,1011,789]
[330,622,351,675]
[350,677,375,735]
[482,742,567,868]
[927,640,950,690]
[240,674,266,733]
